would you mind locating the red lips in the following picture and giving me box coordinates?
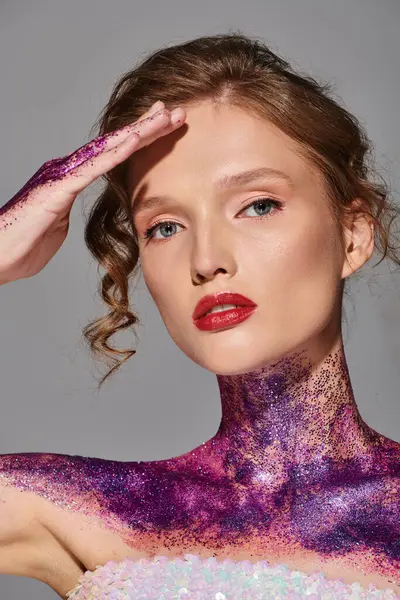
[192,292,257,320]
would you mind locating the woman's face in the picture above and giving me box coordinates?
[128,101,349,374]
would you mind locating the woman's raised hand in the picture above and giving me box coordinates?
[0,101,184,284]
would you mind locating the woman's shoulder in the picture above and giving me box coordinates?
[0,451,153,596]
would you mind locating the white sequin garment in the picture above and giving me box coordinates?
[65,553,399,599]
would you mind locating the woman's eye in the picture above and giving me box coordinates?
[142,197,283,241]
[143,220,182,241]
[242,198,282,219]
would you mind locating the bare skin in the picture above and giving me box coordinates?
[0,100,399,598]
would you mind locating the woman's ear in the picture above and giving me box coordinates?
[340,198,375,280]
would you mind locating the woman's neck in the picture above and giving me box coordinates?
[209,338,374,489]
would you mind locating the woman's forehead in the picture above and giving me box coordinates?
[128,101,317,197]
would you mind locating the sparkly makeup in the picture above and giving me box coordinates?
[1,346,399,586]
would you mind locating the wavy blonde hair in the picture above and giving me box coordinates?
[82,32,399,389]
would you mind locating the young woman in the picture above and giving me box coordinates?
[0,33,399,599]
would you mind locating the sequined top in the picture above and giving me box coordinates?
[65,553,398,599]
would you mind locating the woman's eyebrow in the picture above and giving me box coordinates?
[216,167,294,190]
[132,167,294,218]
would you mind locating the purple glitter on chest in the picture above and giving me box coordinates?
[1,349,399,581]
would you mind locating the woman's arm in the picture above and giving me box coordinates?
[0,477,49,579]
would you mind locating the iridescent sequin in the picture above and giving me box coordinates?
[65,553,398,599]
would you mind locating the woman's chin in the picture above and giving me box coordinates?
[193,353,275,377]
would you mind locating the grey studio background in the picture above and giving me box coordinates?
[0,1,399,598]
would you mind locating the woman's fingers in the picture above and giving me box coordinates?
[47,102,167,174]
[55,106,185,199]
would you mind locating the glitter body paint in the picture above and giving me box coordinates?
[1,348,399,587]
[0,138,106,231]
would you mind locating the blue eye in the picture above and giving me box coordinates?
[142,197,283,241]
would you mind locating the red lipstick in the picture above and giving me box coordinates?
[192,292,257,332]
